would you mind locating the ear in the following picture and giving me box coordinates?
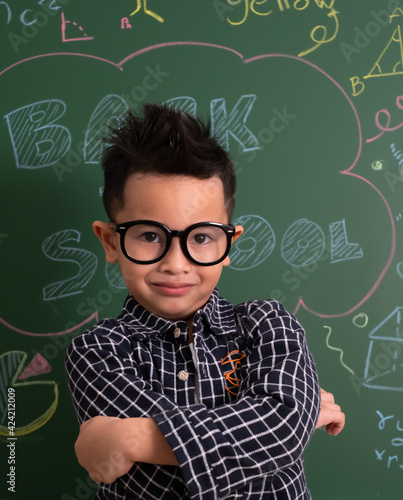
[232,225,244,243]
[92,221,119,263]
[222,225,244,267]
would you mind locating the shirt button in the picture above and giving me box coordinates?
[177,370,189,381]
[174,327,181,339]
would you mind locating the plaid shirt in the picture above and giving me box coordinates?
[65,289,320,500]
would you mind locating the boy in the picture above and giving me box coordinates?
[65,104,344,499]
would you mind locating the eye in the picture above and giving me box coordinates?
[142,232,161,243]
[192,232,213,245]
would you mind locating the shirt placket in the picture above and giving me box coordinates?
[173,340,198,407]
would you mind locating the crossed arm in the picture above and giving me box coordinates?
[67,300,345,491]
[74,387,344,484]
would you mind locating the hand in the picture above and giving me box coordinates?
[315,388,345,436]
[75,416,135,484]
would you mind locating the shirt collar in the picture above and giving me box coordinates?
[118,289,238,340]
[193,288,238,336]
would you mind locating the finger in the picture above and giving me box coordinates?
[316,406,344,431]
[326,413,345,436]
[89,471,102,483]
[79,419,92,432]
[331,413,345,435]
[321,402,341,413]
[327,422,343,436]
[320,390,335,404]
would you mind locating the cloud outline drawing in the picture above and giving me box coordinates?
[0,43,395,320]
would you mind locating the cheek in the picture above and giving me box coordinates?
[118,261,148,285]
[200,266,225,286]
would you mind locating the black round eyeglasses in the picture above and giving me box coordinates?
[111,220,236,266]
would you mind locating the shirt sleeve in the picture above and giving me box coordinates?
[152,300,320,499]
[65,321,179,423]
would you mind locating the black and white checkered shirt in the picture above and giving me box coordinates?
[65,289,320,499]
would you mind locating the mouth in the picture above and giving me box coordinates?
[151,282,195,296]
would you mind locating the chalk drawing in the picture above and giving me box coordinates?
[371,160,387,171]
[105,262,127,290]
[350,9,403,97]
[0,310,99,337]
[4,99,71,169]
[277,0,290,11]
[367,97,403,143]
[229,214,275,271]
[230,216,363,271]
[243,55,369,288]
[0,46,395,319]
[116,42,243,68]
[165,96,197,117]
[226,0,272,26]
[211,95,260,152]
[353,312,369,328]
[363,307,403,391]
[21,0,61,25]
[390,6,403,20]
[376,410,395,430]
[0,351,58,436]
[298,6,339,58]
[42,229,98,301]
[323,325,355,375]
[18,353,52,379]
[20,9,38,26]
[0,53,122,79]
[121,17,132,29]
[364,26,403,80]
[61,11,94,42]
[397,262,403,279]
[391,143,403,169]
[0,1,11,24]
[329,219,363,263]
[373,410,403,469]
[224,0,339,59]
[281,218,325,267]
[130,0,164,23]
[84,94,128,164]
[1,1,62,27]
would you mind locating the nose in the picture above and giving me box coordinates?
[158,236,192,273]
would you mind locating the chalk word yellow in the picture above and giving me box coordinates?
[225,0,339,58]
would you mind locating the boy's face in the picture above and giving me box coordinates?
[94,174,243,328]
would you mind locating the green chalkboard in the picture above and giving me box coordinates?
[1,1,403,498]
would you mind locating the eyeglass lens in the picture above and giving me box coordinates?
[123,223,229,264]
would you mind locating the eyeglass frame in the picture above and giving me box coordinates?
[111,219,236,266]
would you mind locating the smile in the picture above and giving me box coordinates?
[151,282,195,296]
